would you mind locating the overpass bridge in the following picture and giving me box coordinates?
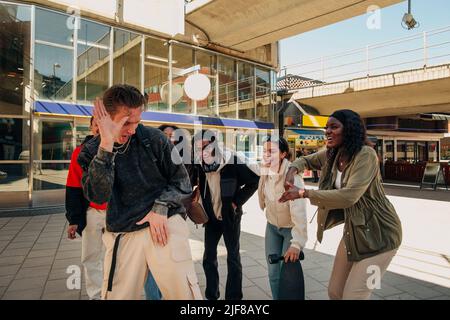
[289,63,450,118]
[282,25,450,118]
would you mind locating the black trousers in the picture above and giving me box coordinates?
[313,170,319,183]
[203,214,242,300]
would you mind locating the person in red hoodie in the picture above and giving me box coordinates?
[65,116,107,300]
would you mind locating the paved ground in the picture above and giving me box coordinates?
[0,183,449,300]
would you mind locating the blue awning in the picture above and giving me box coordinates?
[35,101,92,116]
[34,101,274,130]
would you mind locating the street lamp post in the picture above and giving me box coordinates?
[53,63,61,97]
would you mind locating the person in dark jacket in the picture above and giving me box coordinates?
[192,130,259,300]
[77,84,202,300]
[158,124,193,180]
[65,116,107,300]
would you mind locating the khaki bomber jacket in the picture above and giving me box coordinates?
[290,146,402,261]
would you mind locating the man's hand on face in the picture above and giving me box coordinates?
[136,212,169,246]
[94,98,129,152]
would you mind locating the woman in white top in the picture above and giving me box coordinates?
[258,136,308,300]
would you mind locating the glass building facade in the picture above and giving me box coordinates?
[0,1,276,209]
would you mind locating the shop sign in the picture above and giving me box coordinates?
[302,115,328,128]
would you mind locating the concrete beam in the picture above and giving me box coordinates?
[187,0,403,51]
[295,77,450,117]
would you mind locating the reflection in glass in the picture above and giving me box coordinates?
[385,140,394,161]
[0,3,31,116]
[113,29,141,89]
[271,70,277,91]
[218,57,236,118]
[196,51,216,117]
[34,44,73,101]
[417,142,427,162]
[0,164,29,192]
[77,19,110,103]
[144,37,169,111]
[75,124,91,146]
[238,62,254,120]
[0,118,30,161]
[172,45,194,114]
[397,141,415,163]
[428,142,438,162]
[440,138,450,161]
[35,8,74,46]
[33,166,68,191]
[34,121,73,161]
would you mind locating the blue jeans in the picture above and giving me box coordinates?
[265,222,293,300]
[144,270,162,300]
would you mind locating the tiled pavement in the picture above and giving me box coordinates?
[0,210,449,300]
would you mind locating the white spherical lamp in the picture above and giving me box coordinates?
[184,73,211,101]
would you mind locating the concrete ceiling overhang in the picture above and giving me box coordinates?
[294,77,450,118]
[186,0,403,51]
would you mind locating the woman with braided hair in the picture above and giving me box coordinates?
[279,109,402,300]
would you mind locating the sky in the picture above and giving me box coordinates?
[280,0,450,81]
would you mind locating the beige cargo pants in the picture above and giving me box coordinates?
[81,207,106,300]
[101,214,202,300]
[328,238,397,300]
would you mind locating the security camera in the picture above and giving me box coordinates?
[401,0,419,30]
[402,13,418,30]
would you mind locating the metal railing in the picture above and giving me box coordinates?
[280,25,450,90]
[290,63,450,99]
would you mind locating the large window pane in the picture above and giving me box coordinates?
[113,29,141,89]
[32,119,72,191]
[397,141,405,161]
[75,122,91,146]
[34,44,73,101]
[196,51,216,117]
[172,45,194,114]
[34,9,74,100]
[441,137,450,161]
[238,62,254,120]
[0,3,31,116]
[255,67,271,122]
[397,140,415,163]
[0,164,29,192]
[0,118,30,161]
[385,140,394,161]
[33,121,73,161]
[36,8,74,46]
[33,164,68,191]
[218,57,236,118]
[76,19,110,103]
[417,142,427,162]
[144,37,169,112]
[428,142,438,162]
[271,70,277,91]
